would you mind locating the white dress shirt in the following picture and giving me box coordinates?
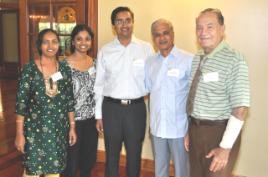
[94,36,153,119]
[145,46,193,138]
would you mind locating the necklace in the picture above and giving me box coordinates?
[39,58,59,97]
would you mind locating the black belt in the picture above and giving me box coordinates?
[190,116,228,126]
[104,96,144,105]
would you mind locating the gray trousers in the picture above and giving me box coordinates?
[102,98,146,177]
[151,135,189,177]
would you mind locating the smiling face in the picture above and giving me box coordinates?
[152,21,174,57]
[72,30,92,54]
[41,32,59,58]
[196,11,225,54]
[113,11,134,40]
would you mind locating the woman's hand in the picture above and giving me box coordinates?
[15,133,25,154]
[96,119,104,134]
[69,127,77,146]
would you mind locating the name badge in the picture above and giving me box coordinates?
[167,68,180,77]
[51,72,63,82]
[88,67,96,75]
[133,58,144,67]
[203,72,219,82]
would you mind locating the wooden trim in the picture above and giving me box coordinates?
[76,0,85,24]
[0,3,18,9]
[96,150,243,177]
[96,150,155,172]
[19,0,29,67]
[87,0,98,58]
[96,150,174,176]
[0,150,21,170]
[0,150,23,177]
[26,0,76,4]
[0,11,3,65]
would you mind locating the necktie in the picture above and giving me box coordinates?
[186,55,204,116]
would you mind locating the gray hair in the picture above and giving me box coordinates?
[151,19,174,35]
[198,8,224,25]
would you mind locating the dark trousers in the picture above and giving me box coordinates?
[64,118,98,177]
[102,98,146,177]
[189,119,241,177]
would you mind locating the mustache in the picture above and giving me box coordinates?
[159,40,168,45]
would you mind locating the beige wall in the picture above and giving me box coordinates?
[98,0,268,176]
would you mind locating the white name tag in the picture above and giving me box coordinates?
[167,68,180,77]
[203,72,219,82]
[88,67,96,75]
[51,72,63,82]
[133,58,144,67]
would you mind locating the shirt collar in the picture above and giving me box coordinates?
[157,45,178,59]
[113,35,139,46]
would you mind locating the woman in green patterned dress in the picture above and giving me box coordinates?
[14,29,77,177]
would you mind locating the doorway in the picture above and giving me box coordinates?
[0,2,19,78]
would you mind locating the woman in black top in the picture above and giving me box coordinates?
[64,24,98,177]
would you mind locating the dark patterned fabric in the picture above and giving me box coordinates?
[64,60,96,121]
[15,60,75,175]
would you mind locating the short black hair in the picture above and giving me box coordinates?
[198,8,224,25]
[111,6,134,25]
[36,28,60,56]
[70,24,94,53]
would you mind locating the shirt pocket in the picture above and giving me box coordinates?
[166,68,187,94]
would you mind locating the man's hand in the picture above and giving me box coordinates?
[184,133,190,152]
[206,147,231,172]
[96,119,104,133]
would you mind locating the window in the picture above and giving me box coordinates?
[28,0,82,59]
[19,0,97,65]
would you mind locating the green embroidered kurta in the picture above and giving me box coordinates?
[16,60,75,175]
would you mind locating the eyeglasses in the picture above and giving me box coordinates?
[114,18,132,25]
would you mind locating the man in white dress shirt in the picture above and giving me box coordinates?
[145,19,193,177]
[94,6,153,177]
